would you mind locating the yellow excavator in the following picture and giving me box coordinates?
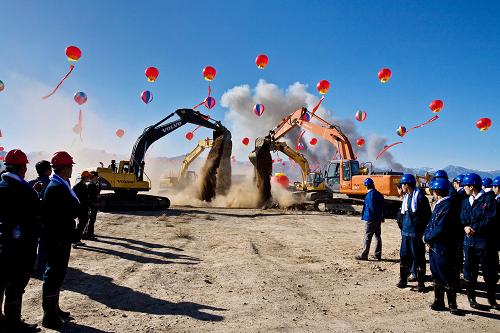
[96,108,229,211]
[159,138,213,190]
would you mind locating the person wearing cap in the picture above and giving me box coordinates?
[460,173,498,310]
[449,174,468,288]
[396,174,431,292]
[0,149,40,332]
[424,178,461,315]
[41,151,80,329]
[72,170,91,247]
[492,176,500,257]
[83,171,100,240]
[355,178,385,261]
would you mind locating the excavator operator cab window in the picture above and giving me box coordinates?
[326,162,341,186]
[342,161,351,181]
[345,161,360,181]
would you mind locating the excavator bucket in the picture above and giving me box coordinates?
[248,137,273,208]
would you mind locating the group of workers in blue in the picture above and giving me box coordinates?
[0,149,99,332]
[359,169,499,315]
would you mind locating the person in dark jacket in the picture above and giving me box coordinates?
[493,176,500,252]
[424,178,461,315]
[83,171,100,240]
[72,170,91,247]
[356,178,385,261]
[396,174,431,292]
[460,173,498,310]
[0,149,40,332]
[41,151,80,329]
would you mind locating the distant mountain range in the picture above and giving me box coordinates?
[403,165,500,180]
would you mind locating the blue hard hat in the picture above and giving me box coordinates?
[453,174,465,184]
[461,173,482,187]
[492,176,500,187]
[399,174,416,186]
[434,170,448,179]
[482,177,493,188]
[364,178,374,186]
[430,178,449,191]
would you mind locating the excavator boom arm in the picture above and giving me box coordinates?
[179,139,213,179]
[270,141,310,187]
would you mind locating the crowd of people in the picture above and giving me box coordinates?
[0,149,99,332]
[358,171,499,315]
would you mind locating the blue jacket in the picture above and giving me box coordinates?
[460,191,496,249]
[28,175,51,199]
[361,189,385,223]
[401,189,431,237]
[424,196,457,247]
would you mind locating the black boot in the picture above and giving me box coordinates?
[487,283,500,310]
[55,292,71,319]
[397,265,408,288]
[446,287,462,315]
[4,298,39,333]
[416,269,426,292]
[42,292,64,330]
[466,282,480,309]
[430,284,446,311]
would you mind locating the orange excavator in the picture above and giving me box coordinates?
[250,107,403,215]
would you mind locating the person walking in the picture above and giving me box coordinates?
[0,149,41,332]
[355,178,384,261]
[424,178,461,315]
[83,171,100,240]
[72,170,91,247]
[396,174,431,292]
[460,173,498,310]
[41,151,80,329]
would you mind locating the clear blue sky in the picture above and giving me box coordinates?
[0,0,498,170]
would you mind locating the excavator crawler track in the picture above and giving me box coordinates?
[98,193,170,212]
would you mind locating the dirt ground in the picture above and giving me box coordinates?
[21,207,499,333]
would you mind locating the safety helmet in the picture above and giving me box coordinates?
[363,178,374,186]
[482,177,493,188]
[399,174,416,186]
[461,173,482,187]
[492,176,500,187]
[4,149,29,165]
[434,170,448,179]
[51,151,75,166]
[81,170,91,178]
[453,174,465,184]
[430,178,449,191]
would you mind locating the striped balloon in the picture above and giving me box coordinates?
[141,90,153,104]
[74,91,87,105]
[0,80,4,92]
[204,96,216,109]
[355,110,367,122]
[253,104,265,116]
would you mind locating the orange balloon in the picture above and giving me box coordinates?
[116,129,125,138]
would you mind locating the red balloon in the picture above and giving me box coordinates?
[145,67,159,82]
[378,68,392,83]
[316,80,330,94]
[202,66,216,81]
[475,118,492,131]
[115,129,125,138]
[356,138,365,147]
[271,173,289,188]
[309,138,318,145]
[186,132,194,140]
[429,100,444,113]
[242,137,250,146]
[0,156,4,161]
[65,46,82,62]
[0,146,4,151]
[255,54,269,69]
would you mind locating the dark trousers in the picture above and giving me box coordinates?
[1,252,35,304]
[43,241,72,294]
[84,206,98,238]
[400,235,426,275]
[361,220,382,258]
[429,244,457,287]
[75,213,89,242]
[463,245,498,285]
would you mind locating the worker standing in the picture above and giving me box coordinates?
[41,151,80,329]
[450,174,467,288]
[396,174,431,292]
[72,170,91,247]
[424,178,461,315]
[0,149,40,332]
[460,173,498,310]
[355,178,384,261]
[83,171,100,240]
[493,176,500,263]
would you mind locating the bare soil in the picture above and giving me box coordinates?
[21,207,499,332]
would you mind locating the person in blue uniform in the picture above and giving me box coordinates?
[41,151,80,329]
[0,149,40,332]
[356,178,385,261]
[397,174,431,292]
[460,173,498,310]
[493,176,500,256]
[424,178,461,315]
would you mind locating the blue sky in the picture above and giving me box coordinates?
[0,0,498,170]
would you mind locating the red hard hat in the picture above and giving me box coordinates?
[51,151,75,166]
[4,149,29,165]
